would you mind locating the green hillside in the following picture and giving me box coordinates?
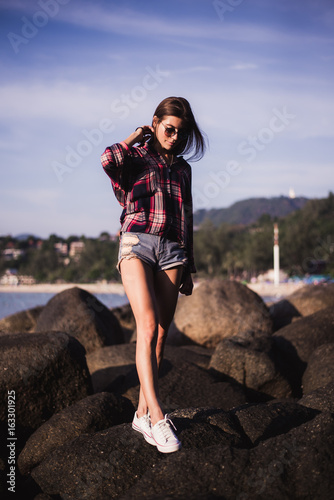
[193,193,334,278]
[194,196,309,227]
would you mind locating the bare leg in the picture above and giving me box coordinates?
[121,258,183,425]
[136,265,184,419]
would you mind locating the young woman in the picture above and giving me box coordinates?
[101,96,206,453]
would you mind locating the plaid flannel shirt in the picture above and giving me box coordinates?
[101,141,196,273]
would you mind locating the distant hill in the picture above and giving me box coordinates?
[194,196,309,227]
[15,233,41,241]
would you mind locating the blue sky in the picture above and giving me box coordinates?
[0,0,333,238]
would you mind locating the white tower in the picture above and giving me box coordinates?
[273,223,280,286]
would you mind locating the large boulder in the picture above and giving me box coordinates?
[35,287,124,354]
[302,343,334,395]
[31,423,164,499]
[173,279,273,348]
[269,299,301,332]
[286,282,334,316]
[298,380,334,413]
[86,343,136,393]
[0,332,92,441]
[209,335,293,399]
[17,404,334,499]
[111,303,135,343]
[18,392,134,475]
[87,344,213,394]
[120,356,248,412]
[273,306,334,396]
[121,412,334,500]
[0,305,43,333]
[231,401,319,446]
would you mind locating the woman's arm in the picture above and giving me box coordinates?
[122,125,154,150]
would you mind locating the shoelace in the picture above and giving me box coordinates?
[156,415,177,442]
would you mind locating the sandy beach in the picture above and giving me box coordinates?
[0,282,126,295]
[0,280,307,299]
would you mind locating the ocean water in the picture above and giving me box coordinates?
[0,292,129,320]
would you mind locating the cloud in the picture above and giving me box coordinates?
[230,63,259,71]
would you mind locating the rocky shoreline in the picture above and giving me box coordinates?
[0,280,334,499]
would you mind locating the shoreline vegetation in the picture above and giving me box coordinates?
[0,280,306,300]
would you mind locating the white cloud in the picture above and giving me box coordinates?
[230,63,259,71]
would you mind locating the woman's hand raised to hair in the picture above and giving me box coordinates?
[123,125,154,149]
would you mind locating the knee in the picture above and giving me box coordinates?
[137,316,158,345]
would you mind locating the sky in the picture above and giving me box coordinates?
[0,0,333,238]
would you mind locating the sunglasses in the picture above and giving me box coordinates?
[160,122,188,140]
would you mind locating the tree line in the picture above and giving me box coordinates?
[0,193,333,283]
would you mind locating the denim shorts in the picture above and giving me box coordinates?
[117,232,188,273]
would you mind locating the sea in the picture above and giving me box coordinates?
[0,292,129,320]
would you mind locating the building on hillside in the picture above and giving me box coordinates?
[54,242,68,255]
[2,248,25,260]
[69,241,85,257]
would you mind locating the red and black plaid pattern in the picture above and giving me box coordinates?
[101,141,196,273]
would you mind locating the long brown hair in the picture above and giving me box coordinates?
[152,96,207,161]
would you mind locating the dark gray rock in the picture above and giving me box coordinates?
[121,356,248,412]
[18,392,134,475]
[35,287,124,354]
[0,332,92,441]
[273,306,334,397]
[111,302,136,343]
[31,423,164,499]
[209,335,292,399]
[286,282,334,316]
[87,343,213,394]
[269,299,301,331]
[299,380,334,413]
[86,343,136,393]
[173,279,273,348]
[0,305,43,334]
[302,343,334,395]
[232,401,319,446]
[121,412,334,500]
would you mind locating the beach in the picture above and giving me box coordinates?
[0,280,306,298]
[0,282,126,295]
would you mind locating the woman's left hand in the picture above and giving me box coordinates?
[179,271,193,296]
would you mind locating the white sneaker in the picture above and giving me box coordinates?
[132,411,156,446]
[151,414,181,453]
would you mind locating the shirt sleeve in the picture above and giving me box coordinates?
[101,143,130,207]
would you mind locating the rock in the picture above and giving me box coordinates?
[273,306,334,397]
[0,332,92,441]
[269,299,301,331]
[35,287,124,354]
[87,343,213,394]
[302,343,334,395]
[31,423,164,499]
[122,412,334,500]
[111,302,136,343]
[120,356,248,412]
[298,380,334,413]
[0,305,43,333]
[209,335,292,399]
[286,282,334,316]
[18,392,134,475]
[232,401,319,446]
[86,343,136,393]
[173,279,273,348]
